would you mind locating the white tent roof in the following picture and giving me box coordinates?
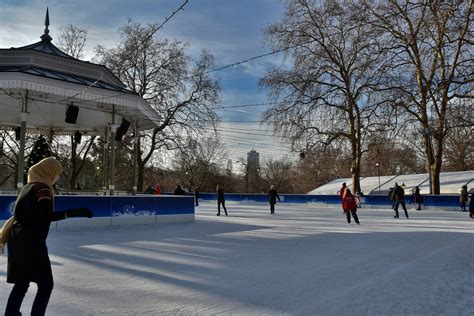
[309,170,474,195]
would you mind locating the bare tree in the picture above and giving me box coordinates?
[56,24,88,59]
[260,158,294,192]
[366,0,473,193]
[55,24,97,189]
[53,135,97,189]
[0,131,19,188]
[95,21,220,191]
[173,134,228,191]
[261,0,389,194]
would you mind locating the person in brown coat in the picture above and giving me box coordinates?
[460,185,468,212]
[5,157,93,316]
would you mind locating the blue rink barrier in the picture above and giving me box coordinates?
[0,195,195,225]
[198,193,464,211]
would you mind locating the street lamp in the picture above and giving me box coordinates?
[375,162,381,193]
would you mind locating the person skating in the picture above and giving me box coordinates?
[342,189,360,224]
[413,186,423,210]
[268,185,281,214]
[388,187,395,209]
[5,157,93,316]
[194,188,200,207]
[460,185,468,212]
[469,193,474,219]
[216,185,227,216]
[392,183,409,219]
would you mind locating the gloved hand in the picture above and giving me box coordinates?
[66,207,93,218]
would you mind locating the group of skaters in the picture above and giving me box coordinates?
[339,181,474,223]
[214,184,281,216]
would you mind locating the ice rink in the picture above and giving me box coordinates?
[1,201,473,315]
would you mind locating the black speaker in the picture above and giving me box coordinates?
[14,127,21,140]
[115,118,130,142]
[65,103,79,124]
[74,131,82,144]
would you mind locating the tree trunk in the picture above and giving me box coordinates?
[70,136,78,189]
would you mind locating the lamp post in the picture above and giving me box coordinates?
[375,162,381,194]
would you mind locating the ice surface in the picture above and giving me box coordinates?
[1,201,473,315]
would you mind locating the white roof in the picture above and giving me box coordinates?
[309,170,474,195]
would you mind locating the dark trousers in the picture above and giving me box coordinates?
[394,201,409,218]
[5,280,54,316]
[217,200,227,216]
[270,203,276,214]
[345,209,360,224]
[461,202,466,211]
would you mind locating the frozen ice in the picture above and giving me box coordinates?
[1,201,473,315]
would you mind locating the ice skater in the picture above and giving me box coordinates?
[194,188,200,206]
[5,157,93,316]
[412,186,422,210]
[216,185,227,216]
[469,193,474,219]
[460,185,468,212]
[268,185,281,214]
[342,189,360,224]
[392,183,409,219]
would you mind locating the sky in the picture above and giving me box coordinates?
[0,0,297,169]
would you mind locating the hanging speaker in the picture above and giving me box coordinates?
[14,127,21,140]
[65,103,79,124]
[74,131,82,144]
[115,118,130,142]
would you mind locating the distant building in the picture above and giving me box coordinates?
[247,150,260,192]
[247,150,260,175]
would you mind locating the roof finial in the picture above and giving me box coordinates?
[40,7,52,42]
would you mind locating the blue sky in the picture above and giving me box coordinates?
[0,0,295,165]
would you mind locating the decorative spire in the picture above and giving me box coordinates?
[40,7,52,42]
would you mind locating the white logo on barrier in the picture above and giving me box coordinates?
[112,204,154,217]
[8,202,15,216]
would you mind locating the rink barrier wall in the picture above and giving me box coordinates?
[196,193,466,211]
[0,195,195,226]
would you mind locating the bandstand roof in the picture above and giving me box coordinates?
[0,9,160,134]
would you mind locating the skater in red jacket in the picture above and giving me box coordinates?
[342,189,360,224]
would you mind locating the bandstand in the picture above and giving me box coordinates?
[0,9,194,225]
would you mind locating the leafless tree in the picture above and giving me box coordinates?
[366,0,473,193]
[260,158,294,192]
[95,21,220,191]
[53,135,97,189]
[261,0,389,194]
[0,131,19,188]
[54,25,98,189]
[173,134,228,191]
[56,24,88,59]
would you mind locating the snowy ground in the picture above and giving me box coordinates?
[1,202,473,315]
